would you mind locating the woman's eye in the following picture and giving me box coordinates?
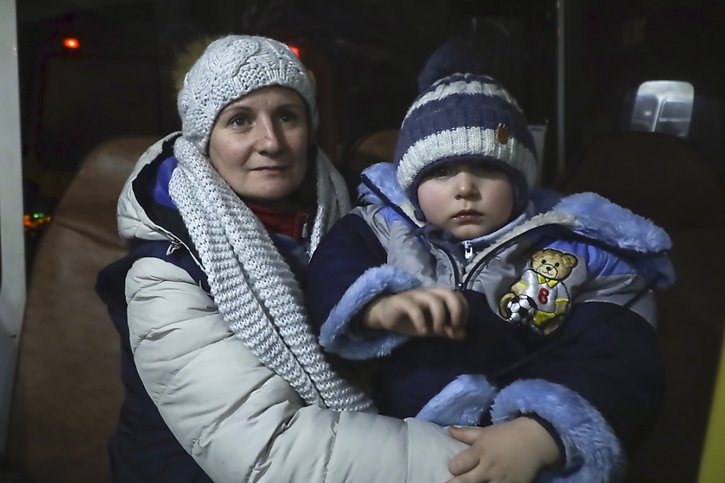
[278,110,299,123]
[230,116,250,127]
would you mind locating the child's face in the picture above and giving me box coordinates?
[417,162,514,240]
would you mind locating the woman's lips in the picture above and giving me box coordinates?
[252,165,288,171]
[250,165,290,174]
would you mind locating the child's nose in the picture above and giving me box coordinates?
[454,173,479,198]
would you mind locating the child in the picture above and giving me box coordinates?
[306,65,674,482]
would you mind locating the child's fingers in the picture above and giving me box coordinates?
[409,288,448,335]
[399,297,430,335]
[427,288,468,329]
[388,288,469,337]
[444,325,467,340]
[376,294,425,335]
[445,291,469,329]
[422,292,449,334]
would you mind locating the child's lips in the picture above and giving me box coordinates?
[452,210,483,222]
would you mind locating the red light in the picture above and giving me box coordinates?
[63,38,80,49]
[288,45,300,57]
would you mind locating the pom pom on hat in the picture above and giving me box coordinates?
[177,35,317,154]
[396,39,538,216]
[417,38,486,92]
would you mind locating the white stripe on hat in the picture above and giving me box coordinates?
[404,78,522,121]
[396,126,538,191]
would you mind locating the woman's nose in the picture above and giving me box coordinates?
[255,118,281,154]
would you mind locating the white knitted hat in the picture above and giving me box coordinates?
[177,35,318,153]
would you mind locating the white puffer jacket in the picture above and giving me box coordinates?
[116,134,467,483]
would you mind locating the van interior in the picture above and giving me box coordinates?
[2,0,725,481]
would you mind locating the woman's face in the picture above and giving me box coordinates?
[208,86,310,207]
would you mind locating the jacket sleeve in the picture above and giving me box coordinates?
[307,213,418,359]
[126,256,467,483]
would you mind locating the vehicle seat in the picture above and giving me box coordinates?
[340,128,399,192]
[554,131,725,483]
[7,136,158,483]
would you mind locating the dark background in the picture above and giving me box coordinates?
[8,1,725,482]
[17,0,725,199]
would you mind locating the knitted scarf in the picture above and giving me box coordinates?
[169,136,373,412]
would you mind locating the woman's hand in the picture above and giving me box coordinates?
[361,287,468,339]
[446,417,562,483]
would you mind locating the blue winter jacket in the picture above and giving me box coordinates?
[307,162,675,482]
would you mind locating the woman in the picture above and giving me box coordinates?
[97,35,470,482]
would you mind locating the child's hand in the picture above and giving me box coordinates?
[362,287,468,339]
[446,418,562,483]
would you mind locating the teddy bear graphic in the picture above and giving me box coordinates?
[498,248,579,335]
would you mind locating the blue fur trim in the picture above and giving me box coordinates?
[416,374,498,426]
[491,379,625,483]
[553,192,675,287]
[319,264,420,360]
[358,162,408,206]
[554,192,671,254]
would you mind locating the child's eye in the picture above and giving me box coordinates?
[471,165,493,176]
[430,166,455,178]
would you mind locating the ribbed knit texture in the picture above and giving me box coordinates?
[395,72,538,195]
[169,136,372,412]
[177,35,318,153]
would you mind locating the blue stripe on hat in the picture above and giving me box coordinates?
[396,73,535,162]
[394,71,538,200]
[409,73,518,115]
[395,97,535,167]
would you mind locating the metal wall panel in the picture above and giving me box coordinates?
[0,0,27,461]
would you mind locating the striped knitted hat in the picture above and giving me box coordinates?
[177,35,317,154]
[395,71,538,213]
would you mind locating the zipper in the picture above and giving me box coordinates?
[463,240,474,261]
[457,225,553,290]
[166,238,181,255]
[460,224,598,289]
[159,227,205,271]
[301,212,309,239]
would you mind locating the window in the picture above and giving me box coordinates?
[630,80,694,138]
